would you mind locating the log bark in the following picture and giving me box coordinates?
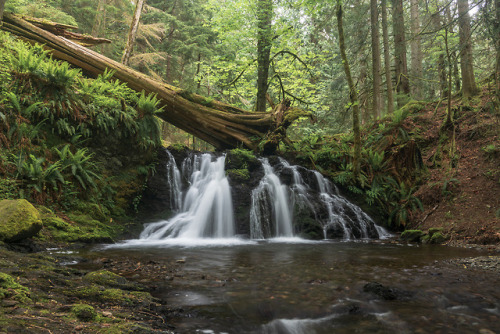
[1,13,299,150]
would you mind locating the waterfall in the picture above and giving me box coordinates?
[250,159,294,239]
[136,150,390,242]
[140,153,235,240]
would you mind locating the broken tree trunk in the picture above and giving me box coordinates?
[1,13,309,150]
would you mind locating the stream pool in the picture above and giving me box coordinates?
[76,240,499,334]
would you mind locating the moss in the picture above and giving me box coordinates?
[400,229,424,243]
[0,272,31,303]
[83,270,132,289]
[225,148,259,171]
[68,285,154,306]
[430,232,448,244]
[226,169,250,182]
[38,210,115,243]
[428,227,444,237]
[0,199,43,242]
[71,303,97,321]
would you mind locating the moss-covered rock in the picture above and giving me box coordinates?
[0,272,31,303]
[38,209,115,243]
[430,232,448,244]
[68,285,154,306]
[400,229,424,243]
[71,303,97,321]
[427,227,444,237]
[226,168,250,182]
[83,270,133,289]
[0,199,42,242]
[225,149,260,171]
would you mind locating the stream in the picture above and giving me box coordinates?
[72,240,499,334]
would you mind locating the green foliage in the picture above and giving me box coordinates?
[54,145,101,190]
[10,153,65,194]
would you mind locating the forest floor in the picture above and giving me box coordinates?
[408,86,500,247]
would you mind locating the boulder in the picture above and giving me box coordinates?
[0,199,42,242]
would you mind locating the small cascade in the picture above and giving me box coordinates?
[250,159,294,239]
[274,160,389,240]
[140,153,235,240]
[165,150,183,212]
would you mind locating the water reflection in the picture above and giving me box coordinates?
[89,242,499,334]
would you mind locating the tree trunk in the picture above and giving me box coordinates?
[92,0,106,37]
[1,13,309,150]
[457,0,478,98]
[0,0,6,23]
[256,0,272,112]
[495,0,500,97]
[370,0,382,119]
[121,0,145,66]
[432,12,447,98]
[336,1,361,181]
[410,0,423,99]
[392,0,410,106]
[381,0,394,114]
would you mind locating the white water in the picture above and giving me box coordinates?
[250,159,294,239]
[165,150,183,212]
[139,153,235,240]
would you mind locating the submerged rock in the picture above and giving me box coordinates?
[363,282,413,300]
[0,199,42,242]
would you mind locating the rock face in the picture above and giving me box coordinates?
[0,199,43,242]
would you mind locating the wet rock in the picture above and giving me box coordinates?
[400,229,424,243]
[0,199,42,242]
[363,282,397,300]
[363,282,413,301]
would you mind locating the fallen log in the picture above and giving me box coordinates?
[1,13,313,150]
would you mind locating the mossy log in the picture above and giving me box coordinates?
[0,13,311,150]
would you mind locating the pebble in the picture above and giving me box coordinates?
[447,256,500,274]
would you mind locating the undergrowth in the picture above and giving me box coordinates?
[0,31,161,233]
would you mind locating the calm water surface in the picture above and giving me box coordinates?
[82,240,499,334]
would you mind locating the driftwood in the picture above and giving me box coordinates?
[1,13,310,150]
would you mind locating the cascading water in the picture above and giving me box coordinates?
[136,149,389,242]
[140,153,235,240]
[271,159,390,240]
[165,150,183,212]
[250,159,294,239]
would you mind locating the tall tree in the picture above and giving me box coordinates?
[432,10,448,98]
[392,0,410,106]
[92,0,107,37]
[336,1,361,180]
[0,0,6,22]
[370,0,382,118]
[497,0,500,96]
[381,0,394,113]
[256,0,273,112]
[410,0,423,99]
[457,0,478,97]
[121,0,145,66]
